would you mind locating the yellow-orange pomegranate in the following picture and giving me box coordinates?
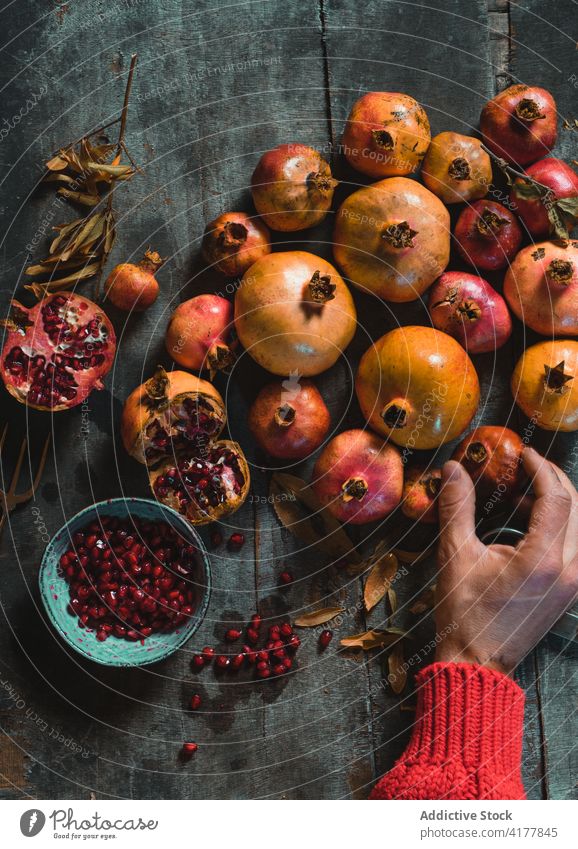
[421,132,492,204]
[512,340,578,431]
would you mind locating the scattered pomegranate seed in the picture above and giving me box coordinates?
[215,655,230,670]
[201,646,215,663]
[269,624,281,640]
[210,529,223,548]
[231,653,245,670]
[257,666,271,679]
[227,532,245,551]
[246,627,259,645]
[256,650,269,662]
[279,571,294,585]
[250,613,262,630]
[182,742,198,756]
[283,657,293,671]
[272,663,286,676]
[287,635,301,651]
[243,645,257,664]
[319,629,333,649]
[225,628,242,642]
[190,694,202,711]
[192,654,205,670]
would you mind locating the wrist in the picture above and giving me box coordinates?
[435,637,513,677]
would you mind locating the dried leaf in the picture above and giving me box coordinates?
[46,153,68,171]
[388,642,407,694]
[547,204,570,240]
[409,584,437,615]
[57,188,100,206]
[294,607,344,627]
[364,553,399,612]
[513,179,544,201]
[340,628,406,650]
[44,173,77,185]
[24,262,101,293]
[85,162,134,179]
[387,587,397,613]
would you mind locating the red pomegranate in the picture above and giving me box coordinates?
[0,292,115,411]
[248,378,330,461]
[165,295,235,374]
[510,158,578,238]
[341,92,431,178]
[512,340,578,431]
[428,271,512,354]
[503,241,578,336]
[480,84,557,165]
[452,426,525,499]
[454,200,523,271]
[355,326,480,449]
[401,467,441,524]
[421,132,492,204]
[251,143,337,231]
[201,212,271,277]
[234,251,356,376]
[311,429,403,525]
[104,250,163,312]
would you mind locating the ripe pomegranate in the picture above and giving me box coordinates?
[0,292,115,411]
[428,271,512,354]
[104,250,163,312]
[165,294,235,374]
[480,84,557,165]
[311,429,403,525]
[510,158,578,238]
[512,340,578,431]
[333,177,450,302]
[454,200,523,271]
[421,132,492,204]
[355,326,480,449]
[248,378,330,460]
[234,251,356,376]
[150,439,250,525]
[503,241,578,336]
[341,92,431,179]
[121,366,226,465]
[452,426,525,499]
[401,467,441,524]
[201,211,271,276]
[251,143,337,231]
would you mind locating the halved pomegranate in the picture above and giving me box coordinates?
[1,292,115,411]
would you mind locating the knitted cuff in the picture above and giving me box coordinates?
[370,662,526,800]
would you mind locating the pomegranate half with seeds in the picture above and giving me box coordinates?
[201,211,271,276]
[1,292,115,411]
[452,426,525,499]
[311,429,403,525]
[512,340,578,431]
[480,84,557,165]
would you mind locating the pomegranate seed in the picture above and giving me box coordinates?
[287,635,301,652]
[257,667,271,679]
[256,650,269,663]
[190,694,202,711]
[231,653,245,670]
[182,742,198,756]
[280,622,293,638]
[279,571,294,585]
[215,655,230,670]
[246,627,259,645]
[202,646,215,663]
[269,625,281,640]
[225,628,242,642]
[273,647,286,660]
[250,613,262,630]
[272,663,285,676]
[210,529,223,548]
[243,645,257,664]
[319,629,333,649]
[227,532,245,551]
[192,655,205,670]
[282,657,292,671]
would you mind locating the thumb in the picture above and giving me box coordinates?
[438,460,477,552]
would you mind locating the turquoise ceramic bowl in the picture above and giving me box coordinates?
[39,498,211,667]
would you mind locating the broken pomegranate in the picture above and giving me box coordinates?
[0,292,115,411]
[454,200,522,271]
[480,84,557,165]
[401,467,442,524]
[452,426,525,499]
[201,211,271,276]
[104,250,163,312]
[165,294,236,375]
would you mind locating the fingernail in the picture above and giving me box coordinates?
[442,460,461,482]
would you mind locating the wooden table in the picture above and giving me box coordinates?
[0,0,576,800]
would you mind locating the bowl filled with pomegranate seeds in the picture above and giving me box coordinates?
[39,498,211,666]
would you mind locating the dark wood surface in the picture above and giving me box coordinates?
[0,0,576,800]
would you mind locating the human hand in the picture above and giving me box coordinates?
[434,446,578,675]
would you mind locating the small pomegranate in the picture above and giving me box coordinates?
[341,92,431,178]
[104,250,163,312]
[421,132,492,204]
[251,143,337,231]
[248,378,330,461]
[165,294,235,375]
[401,467,441,525]
[512,340,578,431]
[0,292,115,411]
[355,326,480,449]
[452,426,525,499]
[235,251,356,376]
[333,177,450,302]
[503,241,578,336]
[510,158,578,238]
[428,271,512,354]
[454,200,523,271]
[121,366,226,465]
[480,84,557,165]
[311,429,403,525]
[201,211,271,276]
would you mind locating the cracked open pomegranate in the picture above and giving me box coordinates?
[234,251,356,376]
[333,177,450,302]
[1,292,115,411]
[201,211,271,276]
[311,429,403,525]
[165,294,235,374]
[421,132,492,204]
[512,340,578,431]
[452,426,525,499]
[454,200,522,271]
[480,84,557,165]
[355,326,480,449]
[503,241,578,336]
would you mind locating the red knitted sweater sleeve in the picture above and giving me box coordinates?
[370,662,526,800]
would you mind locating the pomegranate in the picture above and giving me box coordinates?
[480,84,557,165]
[201,211,271,277]
[333,177,450,302]
[454,200,523,271]
[104,250,163,312]
[355,326,480,449]
[421,132,492,204]
[341,92,431,178]
[251,143,337,231]
[0,292,115,411]
[311,429,403,525]
[165,294,235,375]
[452,426,525,499]
[512,340,578,431]
[121,366,226,465]
[234,251,356,376]
[510,158,578,238]
[503,241,578,336]
[428,271,512,354]
[401,467,441,525]
[150,439,250,526]
[248,378,330,460]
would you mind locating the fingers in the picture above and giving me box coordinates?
[438,460,477,553]
[518,447,573,560]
